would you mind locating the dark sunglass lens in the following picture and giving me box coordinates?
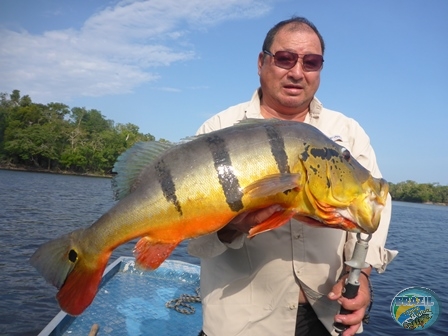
[302,55,323,71]
[274,51,297,69]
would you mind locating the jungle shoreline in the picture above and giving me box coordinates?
[0,163,112,178]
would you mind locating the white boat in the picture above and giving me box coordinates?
[38,257,202,336]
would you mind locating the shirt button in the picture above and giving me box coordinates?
[294,234,300,239]
[289,304,297,310]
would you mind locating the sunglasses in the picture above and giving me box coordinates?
[263,50,324,72]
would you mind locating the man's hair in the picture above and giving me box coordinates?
[262,16,325,55]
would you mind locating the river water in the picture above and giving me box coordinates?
[0,170,446,335]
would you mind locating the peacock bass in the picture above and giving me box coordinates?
[30,119,389,316]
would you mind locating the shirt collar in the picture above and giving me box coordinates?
[245,88,322,122]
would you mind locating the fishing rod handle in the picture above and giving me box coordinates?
[333,282,360,333]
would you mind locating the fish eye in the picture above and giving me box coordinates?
[68,249,78,263]
[341,147,351,161]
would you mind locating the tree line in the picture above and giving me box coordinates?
[0,90,157,175]
[389,180,448,205]
[1,90,446,204]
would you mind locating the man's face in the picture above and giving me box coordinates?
[258,27,323,115]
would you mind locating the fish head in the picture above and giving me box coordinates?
[296,140,389,234]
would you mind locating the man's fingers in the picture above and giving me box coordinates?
[328,278,345,300]
[340,323,361,336]
[335,306,365,336]
[246,205,283,224]
[229,205,283,233]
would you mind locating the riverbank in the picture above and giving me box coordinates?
[423,201,448,206]
[0,163,112,178]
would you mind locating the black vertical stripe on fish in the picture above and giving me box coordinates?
[155,159,182,215]
[264,124,290,174]
[206,135,244,212]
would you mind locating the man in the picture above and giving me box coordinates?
[188,17,396,336]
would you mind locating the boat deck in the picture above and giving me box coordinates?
[39,257,202,336]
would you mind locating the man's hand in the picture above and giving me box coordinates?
[217,205,283,243]
[328,267,372,336]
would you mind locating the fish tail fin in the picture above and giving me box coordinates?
[134,236,179,270]
[247,210,295,238]
[30,229,110,316]
[56,255,109,316]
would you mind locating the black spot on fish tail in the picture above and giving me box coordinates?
[155,159,183,215]
[68,249,78,263]
[264,124,290,173]
[206,135,244,212]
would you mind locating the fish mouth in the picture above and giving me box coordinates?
[349,179,389,234]
[335,182,388,234]
[294,182,387,234]
[336,205,384,234]
[294,204,383,234]
[315,175,388,233]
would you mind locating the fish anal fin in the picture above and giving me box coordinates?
[134,237,179,270]
[244,173,301,199]
[248,210,295,238]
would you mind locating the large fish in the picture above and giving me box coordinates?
[30,119,388,316]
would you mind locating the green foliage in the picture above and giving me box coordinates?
[0,90,156,174]
[389,180,448,204]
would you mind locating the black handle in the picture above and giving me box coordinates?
[334,282,359,333]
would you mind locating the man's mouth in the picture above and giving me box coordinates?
[283,85,304,94]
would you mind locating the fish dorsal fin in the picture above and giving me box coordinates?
[234,117,280,126]
[112,141,175,200]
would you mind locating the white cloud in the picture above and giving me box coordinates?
[154,87,181,93]
[0,0,271,102]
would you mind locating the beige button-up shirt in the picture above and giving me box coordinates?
[188,89,397,335]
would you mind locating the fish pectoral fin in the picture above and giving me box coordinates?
[134,237,179,270]
[247,210,295,238]
[243,173,301,198]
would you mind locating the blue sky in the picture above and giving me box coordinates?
[1,0,447,185]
